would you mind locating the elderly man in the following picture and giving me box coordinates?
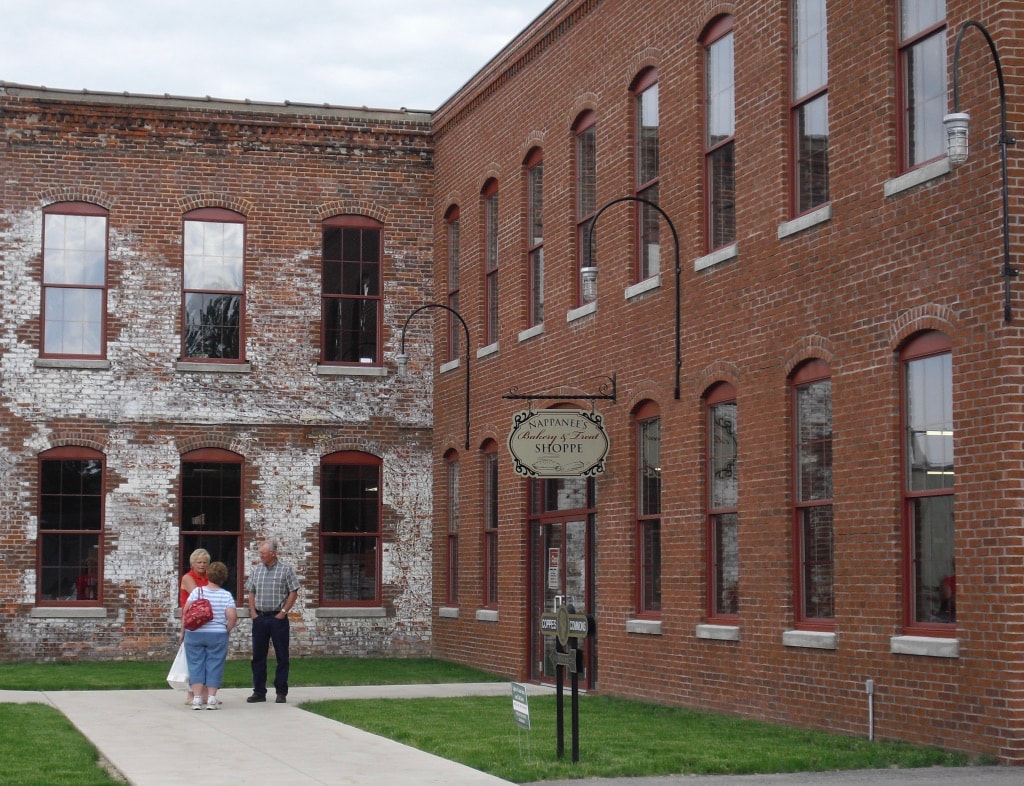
[245,539,300,703]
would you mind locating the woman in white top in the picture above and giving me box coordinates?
[182,561,238,709]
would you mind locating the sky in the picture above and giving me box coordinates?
[0,1,553,111]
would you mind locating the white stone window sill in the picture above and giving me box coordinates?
[476,608,499,622]
[694,243,738,272]
[626,618,662,635]
[696,623,740,641]
[778,205,832,239]
[177,360,252,373]
[476,342,499,360]
[625,274,661,300]
[567,301,597,322]
[890,634,959,658]
[438,606,459,619]
[518,323,544,343]
[883,156,950,197]
[440,358,461,374]
[35,358,111,370]
[30,607,107,618]
[315,364,387,377]
[314,607,386,619]
[783,629,837,650]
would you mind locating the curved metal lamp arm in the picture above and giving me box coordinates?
[948,20,1018,323]
[397,303,471,449]
[587,196,682,398]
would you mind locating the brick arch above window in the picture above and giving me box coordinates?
[628,48,661,82]
[176,436,245,456]
[39,435,109,454]
[889,304,958,351]
[181,447,243,463]
[39,187,114,210]
[314,200,389,225]
[176,193,253,216]
[783,335,837,377]
[692,360,742,399]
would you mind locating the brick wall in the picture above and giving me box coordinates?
[0,87,436,661]
[430,0,1024,764]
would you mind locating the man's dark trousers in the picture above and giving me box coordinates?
[251,613,290,697]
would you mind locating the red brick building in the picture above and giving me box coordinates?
[429,0,1024,765]
[0,87,436,660]
[2,0,1023,766]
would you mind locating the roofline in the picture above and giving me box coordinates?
[0,81,433,123]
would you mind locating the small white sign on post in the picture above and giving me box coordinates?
[511,682,531,730]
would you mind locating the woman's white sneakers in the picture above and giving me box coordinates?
[191,696,203,710]
[206,697,220,710]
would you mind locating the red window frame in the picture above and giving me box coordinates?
[525,148,544,328]
[632,69,660,282]
[896,1,948,170]
[574,111,598,305]
[791,360,834,628]
[703,16,736,252]
[900,331,955,633]
[483,443,499,608]
[482,180,500,347]
[445,450,460,606]
[37,446,105,605]
[41,201,109,359]
[319,450,383,607]
[790,0,830,216]
[445,206,462,364]
[635,401,661,616]
[182,207,246,362]
[705,382,739,621]
[321,215,383,365]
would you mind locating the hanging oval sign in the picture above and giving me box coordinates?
[507,409,610,478]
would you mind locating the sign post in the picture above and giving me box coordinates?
[539,604,591,762]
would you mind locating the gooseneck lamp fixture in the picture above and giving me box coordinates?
[587,196,682,399]
[396,303,471,449]
[943,20,1018,323]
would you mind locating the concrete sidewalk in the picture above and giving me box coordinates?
[2,685,1016,786]
[3,683,544,786]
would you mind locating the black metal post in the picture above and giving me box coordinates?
[398,303,471,449]
[948,20,1017,323]
[586,196,682,398]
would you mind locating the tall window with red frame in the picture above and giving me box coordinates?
[41,202,108,358]
[633,69,660,281]
[445,450,460,606]
[574,111,598,305]
[898,0,947,169]
[320,451,382,605]
[483,443,499,607]
[526,148,544,327]
[445,206,461,363]
[791,0,830,215]
[482,180,500,347]
[636,402,661,614]
[703,17,736,251]
[183,207,245,361]
[902,331,955,627]
[792,360,834,625]
[38,447,104,603]
[706,383,739,618]
[180,448,244,600]
[321,215,382,365]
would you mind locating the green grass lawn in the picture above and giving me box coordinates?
[0,657,987,785]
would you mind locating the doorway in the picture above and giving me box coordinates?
[529,477,596,687]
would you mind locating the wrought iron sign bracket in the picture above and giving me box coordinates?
[502,374,616,409]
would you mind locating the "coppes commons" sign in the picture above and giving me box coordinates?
[507,409,610,478]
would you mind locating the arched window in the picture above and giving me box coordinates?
[702,17,736,251]
[180,448,244,599]
[321,215,383,365]
[525,148,544,328]
[574,111,598,304]
[632,69,660,281]
[182,207,246,361]
[635,400,661,614]
[705,382,738,618]
[445,205,462,363]
[481,180,500,346]
[445,449,460,606]
[320,451,382,605]
[37,446,104,603]
[482,440,499,608]
[901,331,955,628]
[41,202,108,358]
[791,360,834,625]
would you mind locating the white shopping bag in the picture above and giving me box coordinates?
[166,643,190,690]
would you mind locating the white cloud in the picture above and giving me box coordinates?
[0,0,551,109]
